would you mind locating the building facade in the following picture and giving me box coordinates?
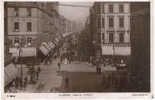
[6,2,68,48]
[7,2,41,47]
[130,2,150,92]
[89,2,131,62]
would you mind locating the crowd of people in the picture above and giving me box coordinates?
[6,65,41,93]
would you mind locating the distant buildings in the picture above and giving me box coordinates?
[88,2,131,62]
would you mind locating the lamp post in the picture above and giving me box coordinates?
[18,43,23,89]
[92,40,96,57]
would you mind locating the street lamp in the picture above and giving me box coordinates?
[17,43,23,89]
[92,40,96,57]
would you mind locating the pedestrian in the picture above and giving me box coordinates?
[102,74,106,87]
[15,77,19,89]
[68,56,71,64]
[60,56,63,63]
[36,66,41,80]
[23,77,28,89]
[89,56,93,65]
[37,82,45,91]
[96,60,100,74]
[36,71,39,80]
[64,57,68,64]
[104,72,109,88]
[57,62,61,72]
[19,77,23,89]
[99,65,102,74]
[30,66,35,84]
[65,77,69,89]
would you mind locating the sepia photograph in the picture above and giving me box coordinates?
[4,1,150,94]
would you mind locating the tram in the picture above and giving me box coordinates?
[9,32,73,65]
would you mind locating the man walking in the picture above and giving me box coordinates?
[57,62,61,72]
[36,66,41,80]
[23,77,28,90]
[65,76,69,89]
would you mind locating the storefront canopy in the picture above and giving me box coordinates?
[5,64,19,87]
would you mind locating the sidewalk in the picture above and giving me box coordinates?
[61,62,117,72]
[18,59,63,93]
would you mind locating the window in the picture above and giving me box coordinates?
[119,4,124,13]
[27,8,31,17]
[109,4,113,13]
[102,33,104,43]
[27,37,32,43]
[14,37,19,43]
[27,37,32,46]
[21,37,26,45]
[119,17,124,28]
[27,22,32,32]
[14,22,19,31]
[14,7,19,16]
[109,17,114,28]
[102,17,104,28]
[102,5,104,13]
[109,32,114,43]
[119,33,124,43]
[97,16,101,28]
[96,4,101,14]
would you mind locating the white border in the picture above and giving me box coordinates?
[1,0,154,99]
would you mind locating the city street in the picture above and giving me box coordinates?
[4,2,150,93]
[15,59,122,93]
[22,59,63,93]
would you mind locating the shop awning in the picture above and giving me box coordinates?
[5,64,19,87]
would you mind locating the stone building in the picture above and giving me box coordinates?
[5,2,68,48]
[89,2,131,62]
[129,2,150,92]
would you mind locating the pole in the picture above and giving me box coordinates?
[113,42,115,64]
[19,46,23,88]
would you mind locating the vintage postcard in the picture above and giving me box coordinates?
[2,0,152,99]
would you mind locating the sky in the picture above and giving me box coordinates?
[59,2,93,23]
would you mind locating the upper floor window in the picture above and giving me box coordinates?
[109,4,113,13]
[109,32,114,43]
[119,32,124,43]
[97,16,101,28]
[14,22,19,32]
[119,17,124,28]
[96,5,101,14]
[119,4,124,13]
[14,7,19,16]
[27,8,31,17]
[109,17,114,28]
[27,22,32,32]
[102,5,104,13]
